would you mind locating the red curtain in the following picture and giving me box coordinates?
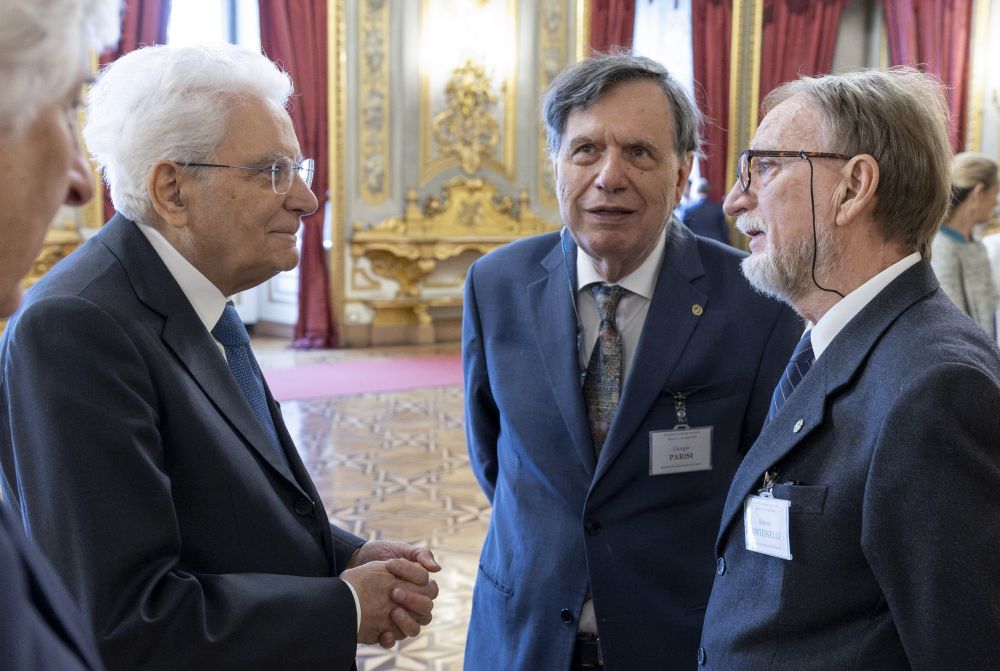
[98,0,172,222]
[590,0,637,52]
[691,0,733,203]
[882,0,973,151]
[259,0,338,349]
[759,0,848,109]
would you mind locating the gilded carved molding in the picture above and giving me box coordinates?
[432,60,501,175]
[966,0,991,152]
[350,177,558,316]
[537,0,566,208]
[359,0,390,203]
[419,0,518,185]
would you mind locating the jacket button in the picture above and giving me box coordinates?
[716,557,726,576]
[560,608,574,624]
[294,498,314,516]
[584,519,602,535]
[697,646,706,665]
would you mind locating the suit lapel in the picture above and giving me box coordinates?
[595,224,708,482]
[527,239,599,475]
[716,261,941,544]
[97,216,301,489]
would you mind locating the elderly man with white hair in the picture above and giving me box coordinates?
[0,43,440,671]
[0,0,118,669]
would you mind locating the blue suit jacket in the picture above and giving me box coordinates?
[0,216,364,670]
[462,223,802,670]
[0,503,105,670]
[700,261,1000,670]
[682,198,730,245]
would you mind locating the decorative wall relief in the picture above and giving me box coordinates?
[359,0,390,203]
[433,60,500,175]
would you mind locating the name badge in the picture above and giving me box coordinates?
[649,427,712,475]
[744,495,792,560]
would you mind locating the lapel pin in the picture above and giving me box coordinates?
[691,304,703,316]
[793,419,804,433]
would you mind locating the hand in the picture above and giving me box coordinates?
[346,540,441,573]
[341,558,439,647]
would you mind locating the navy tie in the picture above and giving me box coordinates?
[769,330,814,420]
[212,302,287,464]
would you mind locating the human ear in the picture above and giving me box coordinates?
[674,152,695,205]
[835,154,879,226]
[147,161,189,229]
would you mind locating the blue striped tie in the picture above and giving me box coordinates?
[212,302,288,465]
[769,330,814,420]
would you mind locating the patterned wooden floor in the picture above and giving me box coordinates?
[254,339,486,670]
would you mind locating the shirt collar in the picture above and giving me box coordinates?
[810,252,921,360]
[135,223,228,332]
[575,223,667,299]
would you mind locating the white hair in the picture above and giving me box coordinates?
[0,0,120,133]
[83,43,294,224]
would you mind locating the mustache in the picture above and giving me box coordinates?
[736,213,766,236]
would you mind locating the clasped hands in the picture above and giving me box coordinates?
[341,540,441,648]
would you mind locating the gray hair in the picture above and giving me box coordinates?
[0,0,120,133]
[763,67,951,258]
[542,51,703,159]
[83,43,294,224]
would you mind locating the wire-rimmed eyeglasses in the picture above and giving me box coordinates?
[179,156,315,195]
[736,150,852,192]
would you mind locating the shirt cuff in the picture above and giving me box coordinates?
[344,579,361,634]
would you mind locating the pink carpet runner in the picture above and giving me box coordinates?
[262,355,462,401]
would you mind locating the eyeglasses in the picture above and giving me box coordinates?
[736,150,852,192]
[179,156,315,195]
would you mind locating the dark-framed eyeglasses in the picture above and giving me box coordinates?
[736,150,852,192]
[178,156,315,195]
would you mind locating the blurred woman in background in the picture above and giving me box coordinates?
[931,152,999,341]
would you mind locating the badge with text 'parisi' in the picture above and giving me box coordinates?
[649,391,713,476]
[744,494,793,560]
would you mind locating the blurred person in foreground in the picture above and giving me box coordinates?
[0,0,118,668]
[930,152,999,340]
[0,42,439,671]
[699,68,1000,670]
[462,52,802,670]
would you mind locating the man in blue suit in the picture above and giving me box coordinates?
[0,1,119,668]
[462,53,802,670]
[0,44,439,670]
[682,179,731,245]
[699,69,1000,669]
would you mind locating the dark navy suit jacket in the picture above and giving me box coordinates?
[0,503,105,670]
[0,216,364,670]
[462,222,802,670]
[701,261,1000,670]
[683,198,730,245]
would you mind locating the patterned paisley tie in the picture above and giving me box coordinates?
[583,284,627,455]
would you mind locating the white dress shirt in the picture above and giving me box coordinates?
[810,252,921,361]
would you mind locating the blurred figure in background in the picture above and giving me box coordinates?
[0,0,119,668]
[682,178,731,245]
[930,152,999,340]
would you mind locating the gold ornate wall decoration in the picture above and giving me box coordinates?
[965,0,991,152]
[350,177,558,320]
[419,0,518,185]
[432,60,501,175]
[537,0,567,208]
[359,0,390,203]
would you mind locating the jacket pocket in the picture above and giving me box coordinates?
[772,483,828,515]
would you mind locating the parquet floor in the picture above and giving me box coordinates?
[254,339,486,671]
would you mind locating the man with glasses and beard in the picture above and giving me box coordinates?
[698,68,1000,669]
[0,43,440,671]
